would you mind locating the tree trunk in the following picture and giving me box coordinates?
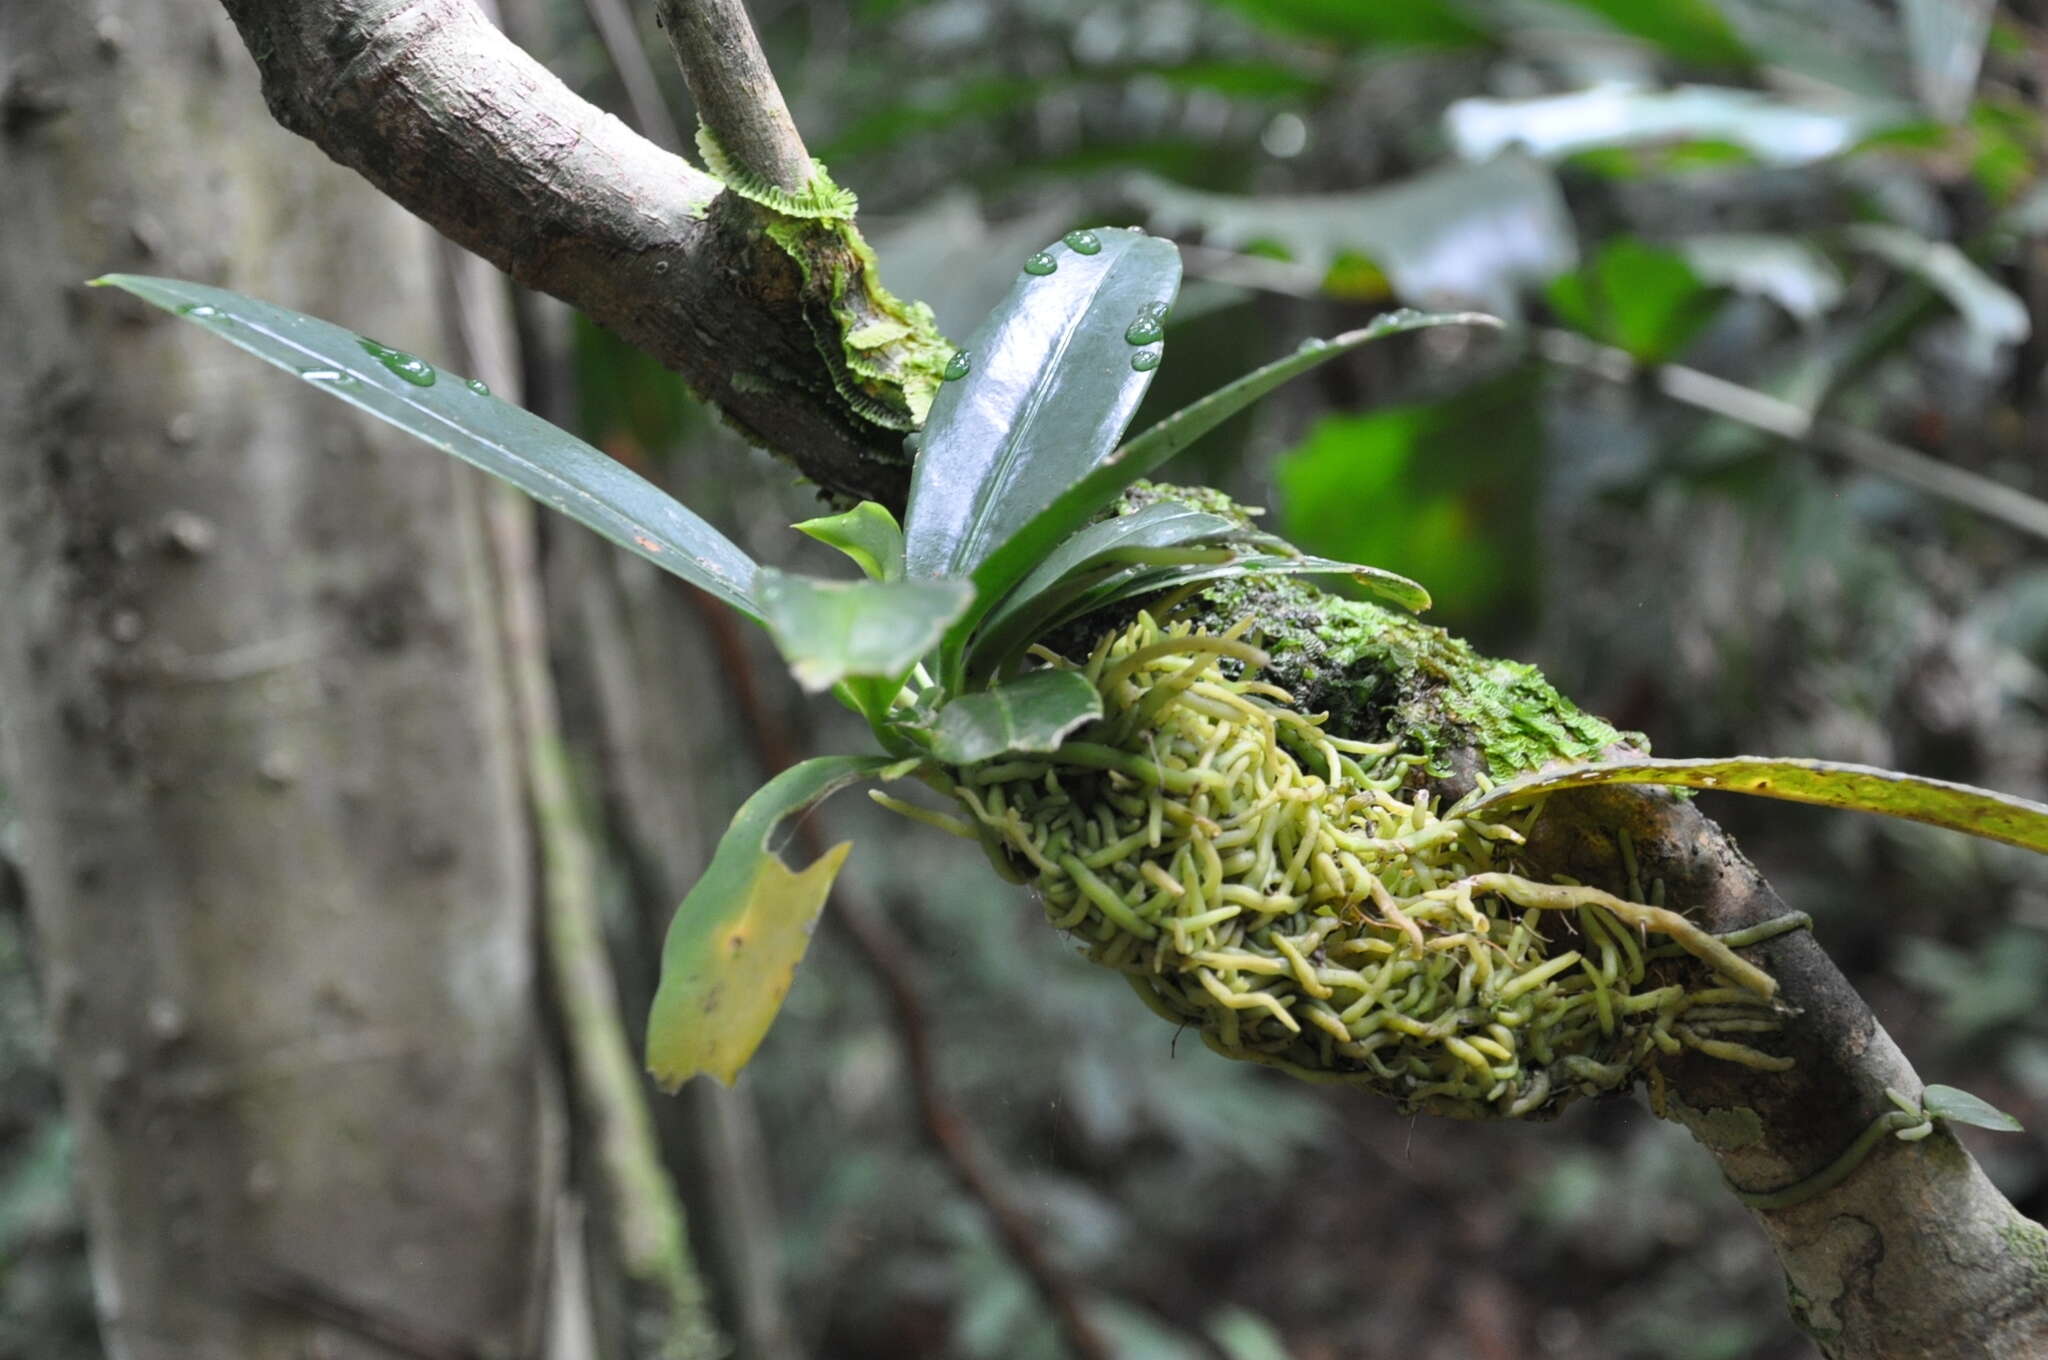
[0,3,553,1355]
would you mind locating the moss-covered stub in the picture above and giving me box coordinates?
[1187,574,1639,785]
[698,123,952,433]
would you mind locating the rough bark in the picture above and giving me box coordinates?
[0,3,550,1355]
[210,0,916,505]
[1532,786,2048,1359]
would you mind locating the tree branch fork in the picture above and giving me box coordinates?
[219,0,915,502]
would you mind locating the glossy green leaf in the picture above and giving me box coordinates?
[1103,552,1429,613]
[94,274,761,621]
[755,567,974,692]
[646,755,893,1091]
[974,502,1248,645]
[1465,756,2048,855]
[928,669,1104,764]
[1922,1084,2024,1133]
[903,228,1183,580]
[794,502,906,581]
[962,312,1493,639]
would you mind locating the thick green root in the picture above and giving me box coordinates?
[946,613,1790,1120]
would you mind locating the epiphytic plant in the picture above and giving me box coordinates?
[99,228,2048,1137]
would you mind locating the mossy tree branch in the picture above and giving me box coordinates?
[1190,575,2048,1359]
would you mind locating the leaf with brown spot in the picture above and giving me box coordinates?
[1466,756,2048,855]
[646,755,892,1091]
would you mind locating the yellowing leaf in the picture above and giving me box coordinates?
[646,756,891,1091]
[1466,755,2048,855]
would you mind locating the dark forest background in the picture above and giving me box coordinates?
[5,1,2046,1357]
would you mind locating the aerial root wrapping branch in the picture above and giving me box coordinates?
[947,611,1791,1120]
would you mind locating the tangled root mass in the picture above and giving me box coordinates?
[946,614,1790,1120]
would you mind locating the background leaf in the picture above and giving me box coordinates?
[1546,238,1724,364]
[1466,756,2048,855]
[1130,158,1574,316]
[1551,0,1751,67]
[95,274,762,621]
[1445,86,1902,167]
[1679,235,1845,324]
[1844,224,2030,366]
[928,670,1104,764]
[1900,0,1994,123]
[1204,0,1491,50]
[646,756,894,1091]
[903,229,1183,579]
[755,568,974,692]
[1276,369,1538,631]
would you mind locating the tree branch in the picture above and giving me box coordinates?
[653,0,811,191]
[1525,786,2048,1358]
[216,0,913,504]
[1534,327,2048,546]
[1187,574,2048,1359]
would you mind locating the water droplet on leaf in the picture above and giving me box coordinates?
[466,377,490,395]
[1062,229,1102,256]
[1124,302,1168,346]
[179,304,219,319]
[942,350,972,381]
[1130,350,1161,372]
[1023,252,1058,276]
[358,337,437,387]
[1366,307,1426,338]
[298,367,347,383]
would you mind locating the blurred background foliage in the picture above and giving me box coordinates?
[7,0,2048,1356]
